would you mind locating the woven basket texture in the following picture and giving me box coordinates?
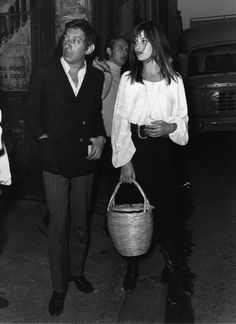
[107,180,153,257]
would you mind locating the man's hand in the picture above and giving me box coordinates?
[145,120,177,137]
[92,57,112,99]
[87,136,106,160]
[92,57,111,73]
[120,161,136,183]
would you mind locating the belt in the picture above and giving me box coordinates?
[131,123,147,139]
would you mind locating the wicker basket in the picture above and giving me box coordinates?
[107,179,154,257]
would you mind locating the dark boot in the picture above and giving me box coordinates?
[123,259,139,291]
[160,241,176,283]
[48,291,66,316]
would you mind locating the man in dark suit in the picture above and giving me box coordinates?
[25,19,106,317]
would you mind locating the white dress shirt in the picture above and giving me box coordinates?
[111,71,189,168]
[60,57,86,96]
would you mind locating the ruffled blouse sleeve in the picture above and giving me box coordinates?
[167,76,189,145]
[111,73,136,168]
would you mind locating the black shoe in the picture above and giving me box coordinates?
[123,262,139,291]
[71,276,94,293]
[48,291,66,316]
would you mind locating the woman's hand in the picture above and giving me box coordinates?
[120,161,135,183]
[145,120,177,137]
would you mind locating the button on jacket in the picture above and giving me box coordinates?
[25,58,106,178]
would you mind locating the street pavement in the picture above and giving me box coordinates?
[0,189,167,323]
[2,133,236,323]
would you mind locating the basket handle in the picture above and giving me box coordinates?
[107,179,151,212]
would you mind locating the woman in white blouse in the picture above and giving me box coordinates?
[111,21,189,291]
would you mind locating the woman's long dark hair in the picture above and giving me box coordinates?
[129,21,177,84]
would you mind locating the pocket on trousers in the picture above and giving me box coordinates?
[38,138,61,172]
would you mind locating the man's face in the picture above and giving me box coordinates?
[108,39,129,67]
[62,28,92,66]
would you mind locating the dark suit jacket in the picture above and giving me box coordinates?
[25,58,105,178]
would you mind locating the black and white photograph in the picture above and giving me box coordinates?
[0,0,236,323]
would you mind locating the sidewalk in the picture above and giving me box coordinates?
[0,192,166,323]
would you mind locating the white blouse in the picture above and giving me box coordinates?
[111,71,189,168]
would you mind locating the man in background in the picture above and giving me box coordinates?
[93,33,129,217]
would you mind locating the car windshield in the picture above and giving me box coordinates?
[188,44,236,76]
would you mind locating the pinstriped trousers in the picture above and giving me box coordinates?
[43,171,94,293]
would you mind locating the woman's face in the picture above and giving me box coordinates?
[134,31,153,62]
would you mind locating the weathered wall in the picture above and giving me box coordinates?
[0,0,55,190]
[0,0,31,92]
[55,0,90,42]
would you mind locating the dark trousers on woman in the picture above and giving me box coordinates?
[119,125,181,289]
[125,125,179,244]
[43,171,94,293]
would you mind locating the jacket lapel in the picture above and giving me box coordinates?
[74,63,93,102]
[52,59,75,99]
[51,60,95,115]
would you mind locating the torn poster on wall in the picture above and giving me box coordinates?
[0,0,31,92]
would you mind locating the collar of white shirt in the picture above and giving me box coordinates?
[60,56,87,96]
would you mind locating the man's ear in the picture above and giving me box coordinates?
[85,44,95,55]
[106,47,112,57]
